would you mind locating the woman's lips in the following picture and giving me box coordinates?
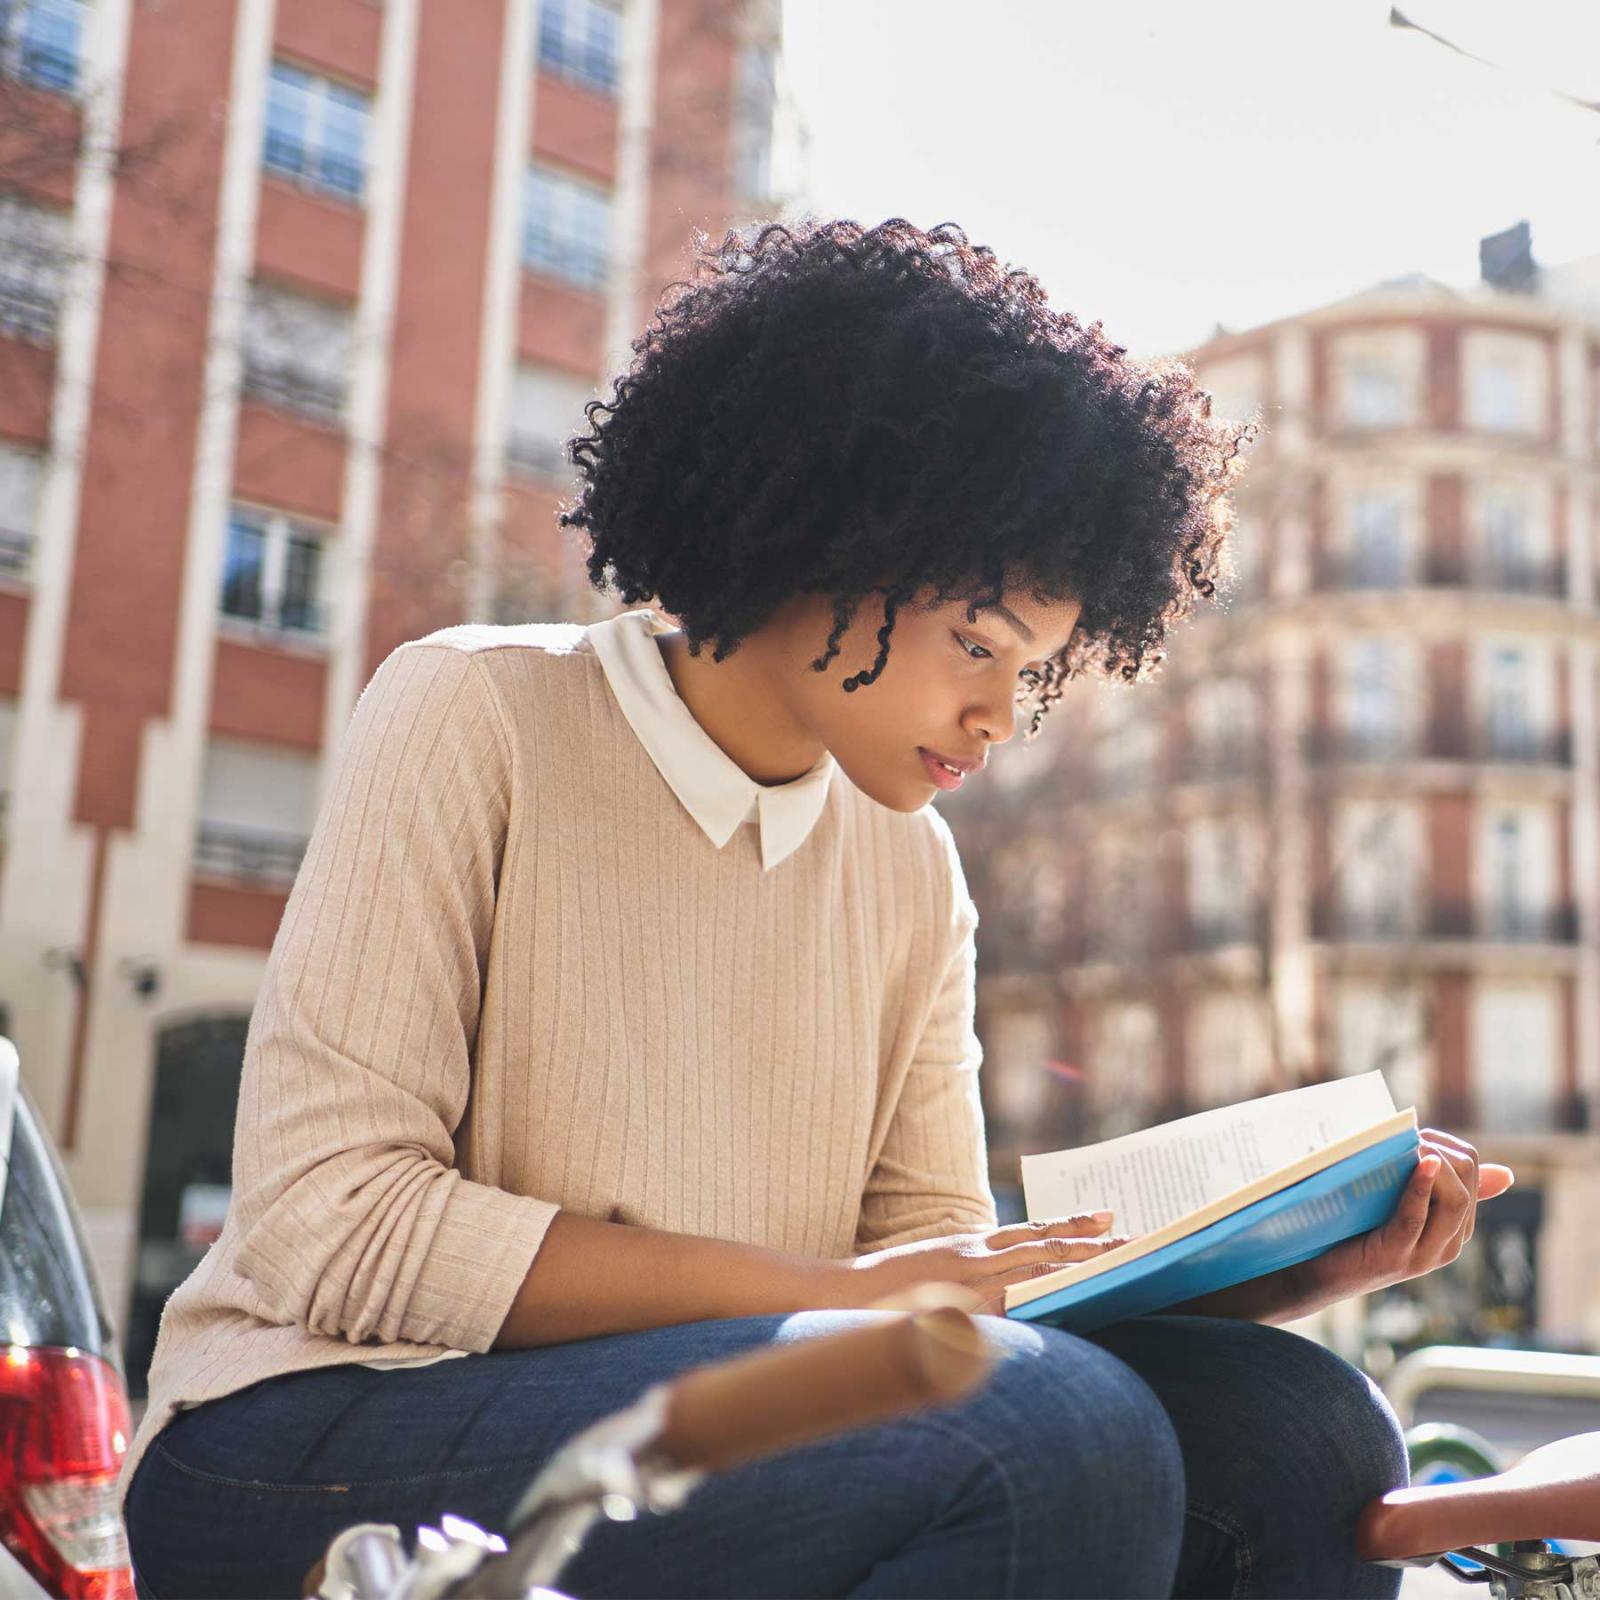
[919,748,966,791]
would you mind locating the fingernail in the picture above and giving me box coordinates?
[1092,1210,1115,1225]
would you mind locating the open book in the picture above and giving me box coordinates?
[1003,1072,1419,1333]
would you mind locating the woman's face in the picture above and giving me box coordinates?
[766,587,1084,812]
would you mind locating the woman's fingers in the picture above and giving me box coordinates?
[1416,1146,1473,1263]
[984,1213,1115,1249]
[986,1234,1134,1280]
[1477,1163,1515,1200]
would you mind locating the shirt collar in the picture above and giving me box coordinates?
[586,608,835,871]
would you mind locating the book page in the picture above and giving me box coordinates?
[1020,1072,1399,1236]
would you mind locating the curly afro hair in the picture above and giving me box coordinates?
[560,217,1256,737]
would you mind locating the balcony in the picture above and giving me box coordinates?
[193,822,307,887]
[1304,721,1573,769]
[0,528,31,582]
[1312,899,1579,945]
[1312,553,1566,600]
[1186,905,1268,952]
[1174,739,1267,785]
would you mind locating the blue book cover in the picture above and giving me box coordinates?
[1006,1125,1420,1334]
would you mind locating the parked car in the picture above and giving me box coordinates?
[0,1036,134,1598]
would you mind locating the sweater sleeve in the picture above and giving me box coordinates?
[854,851,999,1254]
[229,640,559,1352]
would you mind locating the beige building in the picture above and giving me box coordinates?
[957,224,1600,1351]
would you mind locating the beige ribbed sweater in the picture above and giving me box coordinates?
[120,621,995,1505]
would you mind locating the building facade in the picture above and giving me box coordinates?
[0,0,782,1389]
[953,227,1600,1350]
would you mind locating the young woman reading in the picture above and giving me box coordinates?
[122,219,1510,1600]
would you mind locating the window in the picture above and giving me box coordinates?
[536,0,619,93]
[1187,816,1253,944]
[1087,834,1150,959]
[241,282,352,421]
[1481,490,1528,576]
[1473,984,1558,1132]
[194,737,318,887]
[1346,361,1402,427]
[1335,801,1418,937]
[1336,983,1429,1113]
[1342,637,1407,755]
[1485,647,1533,755]
[0,0,87,93]
[1490,814,1525,935]
[522,165,610,290]
[1197,355,1263,430]
[1188,993,1271,1109]
[1189,677,1257,773]
[1226,506,1262,596]
[1093,686,1157,795]
[1478,803,1553,939]
[1333,329,1422,430]
[731,41,777,204]
[220,505,330,638]
[507,363,593,478]
[1089,1003,1161,1138]
[1350,492,1406,586]
[0,440,42,581]
[264,61,371,202]
[1465,331,1545,434]
[0,193,69,341]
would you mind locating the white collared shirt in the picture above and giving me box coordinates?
[586,607,836,871]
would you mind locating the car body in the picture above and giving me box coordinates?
[0,1035,134,1598]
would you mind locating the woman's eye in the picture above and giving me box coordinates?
[955,633,993,661]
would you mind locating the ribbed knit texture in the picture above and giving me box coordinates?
[120,622,995,1505]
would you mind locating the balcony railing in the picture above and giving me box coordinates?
[220,597,329,640]
[1304,722,1573,768]
[1175,739,1267,784]
[240,357,346,424]
[1312,553,1567,600]
[1186,905,1269,952]
[0,527,31,582]
[193,822,308,887]
[506,431,568,479]
[1312,899,1580,945]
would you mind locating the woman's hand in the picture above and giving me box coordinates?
[1180,1129,1515,1325]
[838,1214,1133,1317]
[1300,1128,1513,1306]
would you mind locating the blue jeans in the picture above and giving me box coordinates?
[125,1312,1407,1599]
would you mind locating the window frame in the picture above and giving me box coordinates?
[218,504,332,646]
[521,162,612,291]
[263,58,373,205]
[535,0,621,95]
[0,0,88,96]
[240,280,354,424]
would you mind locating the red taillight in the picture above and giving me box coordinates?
[0,1346,134,1600]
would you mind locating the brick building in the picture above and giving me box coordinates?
[954,224,1600,1347]
[0,0,782,1389]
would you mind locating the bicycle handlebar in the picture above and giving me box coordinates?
[653,1304,993,1473]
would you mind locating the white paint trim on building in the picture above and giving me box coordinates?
[604,0,662,383]
[0,0,135,1133]
[70,0,279,1318]
[322,0,422,750]
[1569,640,1600,1106]
[466,0,539,626]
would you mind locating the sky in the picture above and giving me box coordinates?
[776,0,1600,358]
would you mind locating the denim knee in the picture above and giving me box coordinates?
[966,1317,1187,1586]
